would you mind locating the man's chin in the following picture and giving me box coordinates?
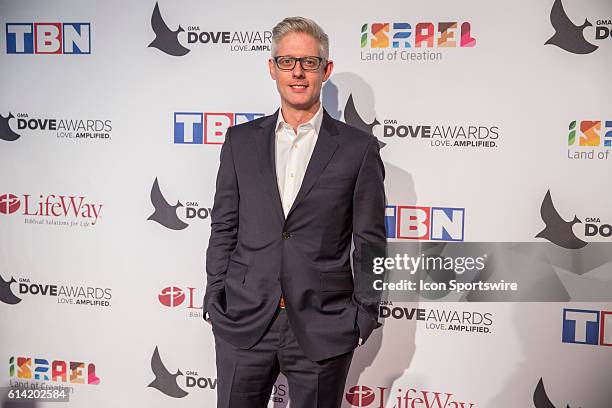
[283,98,319,112]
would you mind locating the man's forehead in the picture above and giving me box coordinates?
[275,32,320,55]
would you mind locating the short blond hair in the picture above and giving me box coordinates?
[271,16,329,59]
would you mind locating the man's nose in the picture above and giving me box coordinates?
[292,60,305,78]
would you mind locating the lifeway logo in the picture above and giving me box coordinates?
[149,2,271,57]
[7,111,113,141]
[174,112,263,145]
[379,301,493,334]
[360,21,476,63]
[6,22,91,54]
[545,0,611,55]
[158,285,203,318]
[345,385,475,408]
[147,178,211,230]
[536,190,612,249]
[567,120,611,160]
[0,193,103,227]
[386,205,465,241]
[148,346,216,398]
[562,307,611,346]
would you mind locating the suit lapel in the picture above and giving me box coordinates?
[254,109,285,223]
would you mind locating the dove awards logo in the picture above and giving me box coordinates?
[0,113,21,141]
[2,111,113,142]
[158,285,203,319]
[360,21,476,63]
[9,355,100,386]
[4,276,112,308]
[383,118,500,149]
[562,308,611,346]
[174,112,264,145]
[6,22,91,54]
[148,346,216,398]
[566,120,612,160]
[148,2,271,57]
[0,192,103,227]
[269,382,288,404]
[343,94,501,151]
[536,190,612,248]
[147,178,211,230]
[345,385,475,408]
[545,0,611,54]
[386,205,465,241]
[379,302,493,334]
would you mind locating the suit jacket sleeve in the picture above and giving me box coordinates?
[352,136,387,343]
[203,128,239,319]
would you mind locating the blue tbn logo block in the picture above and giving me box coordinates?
[174,112,203,144]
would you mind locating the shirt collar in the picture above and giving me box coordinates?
[276,104,324,135]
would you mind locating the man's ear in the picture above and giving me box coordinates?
[322,59,334,82]
[268,58,277,80]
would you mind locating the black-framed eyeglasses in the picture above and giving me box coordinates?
[273,56,325,71]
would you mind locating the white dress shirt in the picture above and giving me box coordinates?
[275,105,323,218]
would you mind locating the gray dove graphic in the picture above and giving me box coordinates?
[0,112,21,142]
[148,346,188,398]
[536,190,587,249]
[149,2,190,57]
[0,274,22,305]
[545,0,598,54]
[148,178,189,230]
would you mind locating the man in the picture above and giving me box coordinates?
[203,16,387,408]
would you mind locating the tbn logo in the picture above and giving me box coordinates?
[174,112,263,144]
[361,22,476,48]
[6,23,91,54]
[385,205,465,241]
[562,308,611,347]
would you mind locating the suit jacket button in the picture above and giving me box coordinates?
[282,231,291,240]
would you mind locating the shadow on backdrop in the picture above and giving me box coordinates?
[324,72,418,407]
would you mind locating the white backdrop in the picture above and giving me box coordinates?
[1,0,611,406]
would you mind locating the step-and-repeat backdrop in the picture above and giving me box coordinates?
[1,0,611,406]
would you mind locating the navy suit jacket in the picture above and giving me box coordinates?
[204,108,387,362]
